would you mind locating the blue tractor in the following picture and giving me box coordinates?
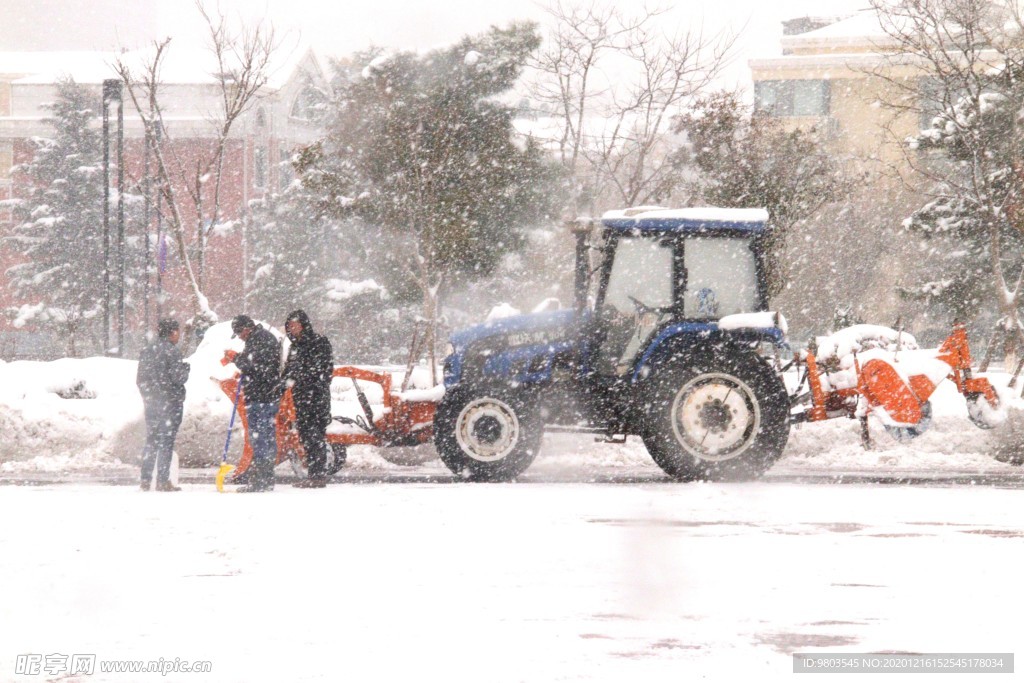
[434,207,791,481]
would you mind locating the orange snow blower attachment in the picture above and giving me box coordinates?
[856,357,936,426]
[796,322,1002,446]
[216,355,439,478]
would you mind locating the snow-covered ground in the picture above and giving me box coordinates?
[0,480,1020,682]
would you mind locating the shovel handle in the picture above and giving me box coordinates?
[220,376,244,465]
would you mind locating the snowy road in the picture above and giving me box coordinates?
[1,466,1021,682]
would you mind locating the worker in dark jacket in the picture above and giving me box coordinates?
[136,318,190,491]
[231,314,283,492]
[283,309,335,488]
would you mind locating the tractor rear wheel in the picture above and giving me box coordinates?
[641,351,789,481]
[434,386,543,481]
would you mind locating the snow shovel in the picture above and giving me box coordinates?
[216,377,243,492]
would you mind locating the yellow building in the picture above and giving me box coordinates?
[747,9,949,341]
[749,9,928,173]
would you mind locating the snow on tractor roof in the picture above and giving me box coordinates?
[600,207,769,233]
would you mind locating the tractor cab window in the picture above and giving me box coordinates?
[596,236,674,375]
[603,237,674,315]
[683,236,759,318]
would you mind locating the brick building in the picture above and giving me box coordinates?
[0,46,328,358]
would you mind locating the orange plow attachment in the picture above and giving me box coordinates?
[797,322,1003,446]
[856,358,935,426]
[217,360,439,478]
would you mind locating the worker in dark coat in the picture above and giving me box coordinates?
[283,309,335,488]
[136,318,190,492]
[231,314,283,492]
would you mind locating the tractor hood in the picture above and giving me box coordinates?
[449,309,577,352]
[444,309,579,387]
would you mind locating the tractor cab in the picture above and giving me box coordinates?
[582,207,772,378]
[442,206,778,396]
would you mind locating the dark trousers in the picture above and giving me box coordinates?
[248,401,280,490]
[296,409,330,478]
[141,399,183,485]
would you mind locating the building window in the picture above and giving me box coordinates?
[290,84,325,122]
[279,146,294,191]
[254,146,267,189]
[755,80,831,117]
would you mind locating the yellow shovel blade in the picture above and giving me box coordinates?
[215,463,236,492]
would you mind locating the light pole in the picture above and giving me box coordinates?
[101,78,124,355]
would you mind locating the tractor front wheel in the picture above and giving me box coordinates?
[434,387,543,481]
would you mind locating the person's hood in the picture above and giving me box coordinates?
[286,309,314,341]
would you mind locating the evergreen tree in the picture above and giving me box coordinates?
[295,24,561,372]
[675,91,849,298]
[899,195,1003,324]
[3,79,139,356]
[245,177,404,362]
[298,24,560,294]
[899,70,1024,327]
[245,181,334,324]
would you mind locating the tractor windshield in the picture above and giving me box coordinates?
[682,236,759,318]
[603,237,674,315]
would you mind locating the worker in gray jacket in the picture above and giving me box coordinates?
[136,318,190,491]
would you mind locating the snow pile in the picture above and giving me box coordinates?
[531,374,1024,477]
[968,383,1012,430]
[808,325,926,393]
[324,278,386,302]
[0,356,142,468]
[2,320,1023,477]
[782,375,1024,472]
[814,324,918,360]
[486,302,521,321]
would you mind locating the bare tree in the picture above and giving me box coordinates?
[114,2,281,334]
[528,0,737,215]
[868,0,1024,362]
